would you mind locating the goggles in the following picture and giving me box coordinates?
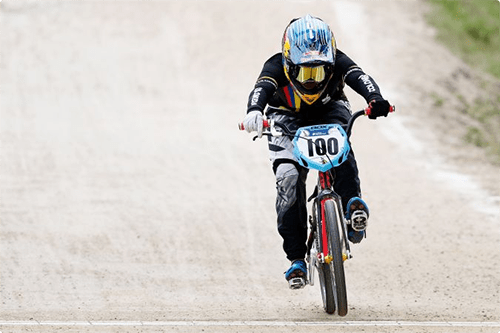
[295,65,326,83]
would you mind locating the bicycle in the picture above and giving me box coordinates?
[239,106,394,316]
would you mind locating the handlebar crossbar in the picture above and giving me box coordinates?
[239,106,395,139]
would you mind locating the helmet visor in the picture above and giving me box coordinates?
[295,65,326,84]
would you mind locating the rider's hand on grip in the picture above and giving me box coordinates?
[242,110,264,138]
[366,99,393,119]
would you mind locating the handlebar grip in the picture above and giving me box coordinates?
[364,105,396,117]
[238,120,269,131]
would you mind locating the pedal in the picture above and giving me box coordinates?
[288,277,307,290]
[351,210,368,231]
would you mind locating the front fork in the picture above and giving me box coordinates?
[306,172,352,285]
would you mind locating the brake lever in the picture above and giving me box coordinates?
[270,119,283,138]
[252,119,283,140]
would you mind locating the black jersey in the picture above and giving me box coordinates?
[247,50,384,114]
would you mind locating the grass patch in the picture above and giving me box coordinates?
[426,0,500,163]
[430,92,445,107]
[459,92,500,162]
[427,0,500,79]
[465,126,488,148]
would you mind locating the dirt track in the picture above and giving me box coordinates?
[1,1,499,332]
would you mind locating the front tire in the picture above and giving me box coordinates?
[318,261,336,314]
[323,199,348,316]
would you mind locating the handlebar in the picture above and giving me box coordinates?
[239,105,395,138]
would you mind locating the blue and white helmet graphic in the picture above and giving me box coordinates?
[282,14,336,66]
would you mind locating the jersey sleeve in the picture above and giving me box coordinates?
[336,50,384,103]
[246,53,283,113]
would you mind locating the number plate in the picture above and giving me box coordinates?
[292,124,350,172]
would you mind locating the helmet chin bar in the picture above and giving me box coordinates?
[301,81,318,90]
[293,87,321,105]
[291,74,330,105]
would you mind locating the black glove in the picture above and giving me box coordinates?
[367,99,392,119]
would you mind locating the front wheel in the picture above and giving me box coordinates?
[320,199,348,316]
[318,262,336,314]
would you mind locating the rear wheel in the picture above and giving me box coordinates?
[321,199,348,316]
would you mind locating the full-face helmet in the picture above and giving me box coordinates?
[282,15,336,105]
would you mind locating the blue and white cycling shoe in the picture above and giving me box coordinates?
[345,197,369,244]
[285,259,307,289]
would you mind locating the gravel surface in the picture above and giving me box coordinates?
[1,1,499,332]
